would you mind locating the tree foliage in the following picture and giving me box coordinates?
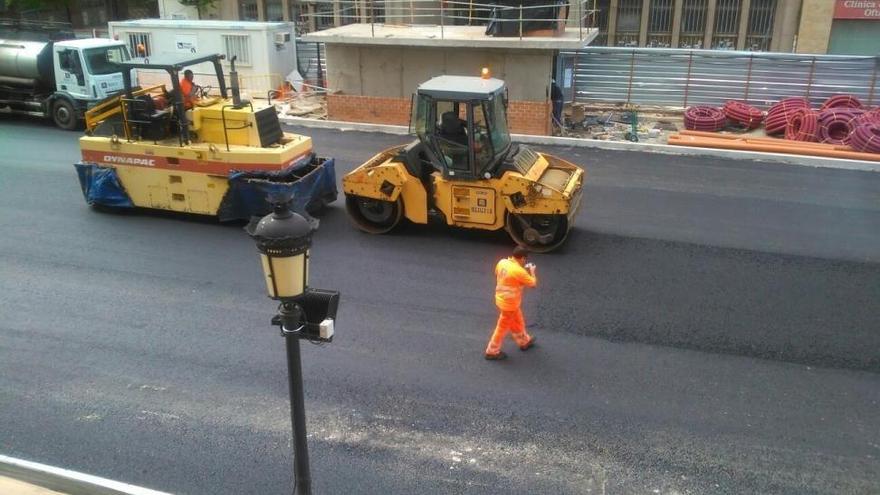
[4,0,71,9]
[178,0,217,12]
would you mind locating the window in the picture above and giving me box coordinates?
[433,100,470,173]
[589,0,611,46]
[712,0,741,50]
[127,32,151,57]
[472,103,492,172]
[647,0,673,47]
[223,35,251,65]
[239,0,258,20]
[266,0,284,21]
[679,0,707,48]
[83,45,130,75]
[745,0,776,51]
[615,0,642,47]
[488,96,510,161]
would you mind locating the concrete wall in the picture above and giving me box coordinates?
[770,0,802,52]
[327,94,552,135]
[325,44,553,102]
[795,0,834,54]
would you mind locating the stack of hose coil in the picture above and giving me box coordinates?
[764,98,810,135]
[684,106,726,131]
[851,122,880,153]
[856,108,880,126]
[722,100,764,129]
[817,108,864,145]
[820,94,863,111]
[679,95,880,156]
[785,108,820,141]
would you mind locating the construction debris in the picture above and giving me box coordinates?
[558,103,681,143]
[272,86,329,120]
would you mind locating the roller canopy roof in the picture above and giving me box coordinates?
[117,53,225,71]
[417,76,505,100]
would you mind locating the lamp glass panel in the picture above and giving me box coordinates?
[260,252,306,298]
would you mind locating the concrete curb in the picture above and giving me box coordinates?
[279,116,880,173]
[0,455,171,495]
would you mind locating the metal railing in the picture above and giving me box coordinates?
[299,0,598,41]
[560,47,879,109]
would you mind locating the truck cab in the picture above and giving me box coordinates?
[49,39,130,128]
[0,26,129,129]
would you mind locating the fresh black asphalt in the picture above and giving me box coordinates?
[0,115,878,494]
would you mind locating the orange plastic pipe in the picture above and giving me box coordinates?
[667,135,880,162]
[677,130,842,150]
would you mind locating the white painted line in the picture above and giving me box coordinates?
[278,116,880,173]
[0,455,173,495]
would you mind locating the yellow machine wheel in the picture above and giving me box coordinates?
[505,212,570,253]
[345,195,403,234]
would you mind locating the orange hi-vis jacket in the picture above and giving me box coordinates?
[180,78,195,109]
[494,257,537,311]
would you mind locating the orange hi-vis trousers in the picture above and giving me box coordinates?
[485,308,533,355]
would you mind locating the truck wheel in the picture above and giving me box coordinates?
[505,212,570,253]
[52,99,78,130]
[345,195,402,234]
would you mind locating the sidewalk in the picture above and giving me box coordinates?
[278,115,880,173]
[0,455,171,495]
[0,475,66,495]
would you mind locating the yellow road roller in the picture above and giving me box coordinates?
[75,54,336,221]
[343,75,584,252]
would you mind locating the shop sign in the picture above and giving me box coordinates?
[834,0,880,19]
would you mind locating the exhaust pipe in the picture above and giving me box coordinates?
[229,56,243,107]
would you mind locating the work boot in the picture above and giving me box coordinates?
[519,337,536,351]
[484,351,507,361]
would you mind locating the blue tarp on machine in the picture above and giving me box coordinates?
[218,154,337,222]
[74,163,135,208]
[73,154,337,221]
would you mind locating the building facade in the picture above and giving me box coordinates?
[0,0,158,36]
[585,0,878,54]
[160,0,877,55]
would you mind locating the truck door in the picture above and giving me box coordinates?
[55,48,89,99]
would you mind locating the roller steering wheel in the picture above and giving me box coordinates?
[197,84,212,99]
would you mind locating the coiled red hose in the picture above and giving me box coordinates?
[785,108,819,142]
[820,94,864,111]
[723,100,764,129]
[856,108,880,126]
[765,98,810,135]
[850,123,880,154]
[817,108,864,145]
[684,106,726,131]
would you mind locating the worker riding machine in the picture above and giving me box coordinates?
[74,53,336,221]
[343,75,585,252]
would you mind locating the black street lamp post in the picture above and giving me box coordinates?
[247,199,340,495]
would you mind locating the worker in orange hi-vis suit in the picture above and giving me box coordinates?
[179,69,198,110]
[485,246,537,360]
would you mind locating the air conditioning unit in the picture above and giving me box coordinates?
[274,32,291,44]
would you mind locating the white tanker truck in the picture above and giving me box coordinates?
[0,37,131,129]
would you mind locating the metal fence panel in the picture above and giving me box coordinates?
[562,47,879,109]
[296,38,326,86]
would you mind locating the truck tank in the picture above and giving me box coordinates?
[0,39,54,89]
